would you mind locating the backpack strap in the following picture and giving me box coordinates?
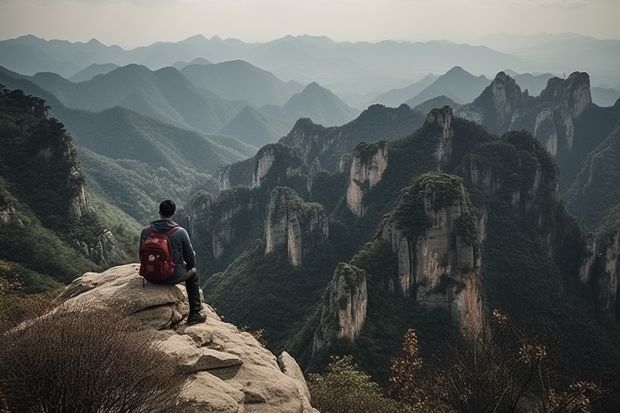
[147,224,179,236]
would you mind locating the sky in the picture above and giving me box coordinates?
[0,0,619,48]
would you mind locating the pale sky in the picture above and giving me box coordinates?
[0,0,619,47]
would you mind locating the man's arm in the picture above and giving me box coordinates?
[179,228,196,270]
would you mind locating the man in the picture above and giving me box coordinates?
[139,200,206,325]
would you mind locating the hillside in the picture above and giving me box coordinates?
[181,60,303,106]
[0,68,254,223]
[282,82,359,127]
[405,66,490,106]
[219,105,291,147]
[0,85,137,291]
[370,74,438,107]
[201,107,620,410]
[69,63,119,82]
[25,64,243,133]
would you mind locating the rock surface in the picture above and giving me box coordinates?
[379,173,484,337]
[57,264,318,413]
[264,187,329,266]
[346,141,388,217]
[458,71,592,158]
[312,263,368,354]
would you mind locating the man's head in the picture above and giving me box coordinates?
[159,200,176,219]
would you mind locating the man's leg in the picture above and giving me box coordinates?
[185,268,206,325]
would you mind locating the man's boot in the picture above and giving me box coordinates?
[185,268,206,325]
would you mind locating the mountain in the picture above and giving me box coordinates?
[0,85,136,291]
[369,74,438,107]
[0,34,527,102]
[22,64,243,133]
[0,67,255,223]
[180,60,303,107]
[69,63,119,82]
[281,82,359,127]
[219,105,291,147]
[412,95,461,115]
[405,66,490,107]
[479,33,620,88]
[171,57,211,70]
[197,107,620,410]
[592,87,620,107]
[508,71,555,96]
[195,104,425,277]
[457,71,618,191]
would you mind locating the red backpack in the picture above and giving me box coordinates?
[139,225,179,282]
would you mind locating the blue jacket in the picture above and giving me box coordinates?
[139,219,196,283]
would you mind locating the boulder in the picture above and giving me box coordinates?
[56,263,317,413]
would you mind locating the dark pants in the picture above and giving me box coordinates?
[159,268,202,314]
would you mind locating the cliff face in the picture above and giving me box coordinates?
[346,141,389,216]
[55,264,317,413]
[379,173,484,337]
[187,187,259,276]
[458,72,526,133]
[312,263,368,354]
[427,106,455,165]
[579,232,620,321]
[0,86,123,281]
[459,71,592,158]
[264,187,329,266]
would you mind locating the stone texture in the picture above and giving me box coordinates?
[579,231,620,321]
[346,141,388,217]
[312,263,368,354]
[55,264,316,413]
[379,175,484,337]
[264,187,328,266]
[458,71,592,158]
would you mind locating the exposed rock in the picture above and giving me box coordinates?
[579,231,620,321]
[458,71,592,158]
[346,141,388,216]
[312,263,368,354]
[56,264,317,413]
[187,188,259,275]
[457,72,526,133]
[264,187,329,266]
[252,146,277,188]
[379,173,484,337]
[426,106,454,165]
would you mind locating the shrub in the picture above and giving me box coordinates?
[309,355,413,413]
[389,311,602,413]
[0,306,189,413]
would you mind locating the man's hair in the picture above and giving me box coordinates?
[159,200,176,218]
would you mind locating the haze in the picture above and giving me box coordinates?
[1,0,619,47]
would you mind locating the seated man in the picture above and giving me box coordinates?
[139,200,206,325]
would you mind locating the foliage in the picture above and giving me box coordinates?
[0,276,58,333]
[0,306,190,413]
[389,312,602,413]
[308,356,413,413]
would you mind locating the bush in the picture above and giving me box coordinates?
[0,307,189,413]
[308,356,413,413]
[389,311,602,413]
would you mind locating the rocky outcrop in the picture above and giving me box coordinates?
[462,131,560,229]
[579,232,620,321]
[459,71,592,158]
[56,264,317,413]
[345,141,388,216]
[458,72,527,133]
[312,263,368,354]
[379,173,484,337]
[426,106,454,165]
[187,188,259,276]
[264,188,329,266]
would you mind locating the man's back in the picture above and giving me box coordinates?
[139,219,196,284]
